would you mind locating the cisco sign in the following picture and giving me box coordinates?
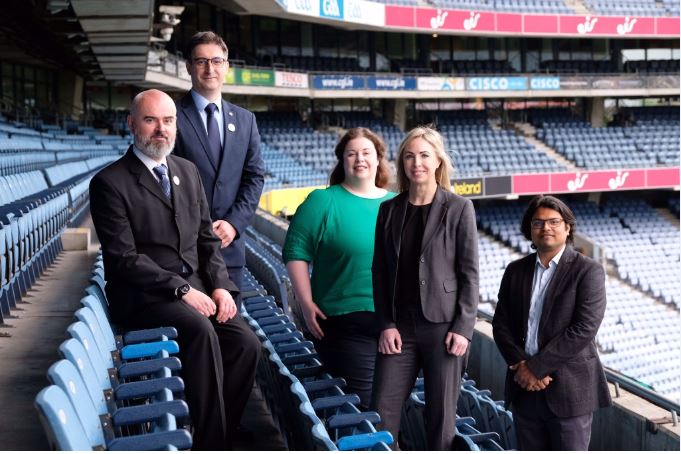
[468,77,528,91]
[530,77,561,90]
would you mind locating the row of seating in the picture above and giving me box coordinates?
[35,257,193,450]
[241,290,394,450]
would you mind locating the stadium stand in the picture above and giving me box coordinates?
[532,107,680,169]
[427,110,565,177]
[475,197,681,404]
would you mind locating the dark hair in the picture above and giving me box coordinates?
[329,127,391,188]
[521,195,577,246]
[185,31,228,59]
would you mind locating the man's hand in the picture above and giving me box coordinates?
[378,328,402,355]
[212,288,237,323]
[182,288,217,317]
[212,220,237,248]
[510,360,552,391]
[445,332,469,357]
[300,301,327,340]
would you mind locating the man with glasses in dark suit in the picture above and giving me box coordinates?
[493,195,611,450]
[174,31,265,296]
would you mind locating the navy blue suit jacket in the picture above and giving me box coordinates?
[174,92,265,268]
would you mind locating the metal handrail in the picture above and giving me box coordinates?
[476,310,680,414]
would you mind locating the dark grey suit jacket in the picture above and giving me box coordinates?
[174,93,265,268]
[89,148,237,323]
[372,187,479,339]
[492,246,612,418]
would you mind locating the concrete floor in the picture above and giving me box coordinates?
[0,216,286,450]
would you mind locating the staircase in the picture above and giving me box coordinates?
[564,0,592,15]
[512,122,578,171]
[656,208,680,229]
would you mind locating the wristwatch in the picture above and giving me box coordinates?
[175,283,191,299]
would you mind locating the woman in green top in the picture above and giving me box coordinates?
[283,127,395,407]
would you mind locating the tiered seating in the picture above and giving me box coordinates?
[601,197,680,308]
[262,55,365,72]
[476,198,681,403]
[477,235,522,315]
[624,59,680,74]
[242,294,393,450]
[401,376,514,450]
[621,106,679,167]
[325,112,404,160]
[584,0,667,16]
[0,124,119,324]
[432,0,574,14]
[35,258,192,450]
[533,107,680,168]
[539,59,618,74]
[430,110,564,177]
[257,112,334,191]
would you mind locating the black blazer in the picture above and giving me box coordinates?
[372,187,479,339]
[492,246,612,418]
[174,93,265,268]
[89,148,237,323]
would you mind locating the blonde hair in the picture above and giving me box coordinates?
[395,126,454,193]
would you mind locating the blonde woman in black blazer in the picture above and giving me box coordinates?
[370,126,479,450]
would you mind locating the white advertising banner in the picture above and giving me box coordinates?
[275,71,310,88]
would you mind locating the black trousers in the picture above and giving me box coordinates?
[371,308,465,450]
[314,311,379,407]
[513,390,594,451]
[124,293,260,450]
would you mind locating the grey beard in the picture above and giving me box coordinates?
[135,136,175,160]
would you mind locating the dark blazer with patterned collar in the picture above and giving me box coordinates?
[89,147,236,323]
[492,245,612,418]
[372,187,480,340]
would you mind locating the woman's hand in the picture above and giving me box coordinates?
[378,328,402,354]
[300,301,327,339]
[445,332,469,356]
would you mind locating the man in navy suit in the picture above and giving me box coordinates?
[174,31,265,292]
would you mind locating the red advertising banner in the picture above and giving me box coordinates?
[646,168,680,188]
[550,169,646,193]
[657,17,681,35]
[383,6,678,37]
[524,15,559,34]
[385,5,414,27]
[496,13,523,33]
[559,15,655,36]
[512,174,550,194]
[415,8,495,32]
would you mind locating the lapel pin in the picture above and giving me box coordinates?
[228,111,234,116]
[173,176,180,186]
[227,123,236,132]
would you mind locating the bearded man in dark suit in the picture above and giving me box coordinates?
[89,89,260,450]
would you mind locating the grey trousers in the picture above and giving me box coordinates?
[370,309,465,450]
[513,390,594,450]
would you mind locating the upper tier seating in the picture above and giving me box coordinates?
[428,110,565,177]
[532,107,680,169]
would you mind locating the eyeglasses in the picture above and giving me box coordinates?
[531,218,564,229]
[192,57,227,67]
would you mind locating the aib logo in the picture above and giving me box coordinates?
[617,17,637,35]
[463,12,480,31]
[322,0,341,17]
[577,16,598,35]
[567,172,589,191]
[608,171,629,189]
[430,9,448,29]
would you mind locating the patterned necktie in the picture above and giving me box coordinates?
[205,103,222,165]
[152,164,171,200]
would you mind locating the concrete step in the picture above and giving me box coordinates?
[656,207,680,229]
[514,123,578,171]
